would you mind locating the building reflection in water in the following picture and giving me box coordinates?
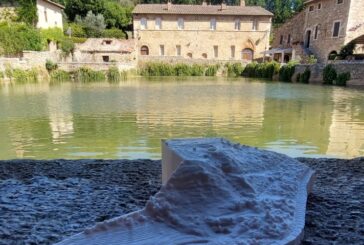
[47,87,74,144]
[327,89,364,157]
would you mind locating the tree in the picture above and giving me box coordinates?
[65,0,105,21]
[17,0,38,26]
[102,1,132,29]
[76,11,106,37]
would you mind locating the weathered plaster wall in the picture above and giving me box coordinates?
[36,0,63,30]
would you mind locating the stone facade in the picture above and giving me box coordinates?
[73,39,137,64]
[133,3,272,62]
[272,0,364,63]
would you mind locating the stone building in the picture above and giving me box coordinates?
[0,0,64,30]
[73,38,136,63]
[270,0,364,63]
[132,1,272,62]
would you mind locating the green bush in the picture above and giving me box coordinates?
[0,22,43,56]
[64,22,87,38]
[40,27,64,45]
[107,66,120,82]
[45,60,58,72]
[71,37,87,43]
[226,63,244,77]
[174,63,192,76]
[139,63,219,77]
[323,64,337,85]
[242,62,257,77]
[279,61,297,82]
[74,67,105,82]
[12,68,38,83]
[335,72,351,86]
[5,66,13,80]
[50,70,71,82]
[191,64,205,76]
[102,28,126,39]
[0,71,4,80]
[60,38,75,56]
[205,65,218,76]
[299,68,311,84]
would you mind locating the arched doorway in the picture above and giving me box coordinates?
[140,45,149,55]
[328,50,338,60]
[284,54,290,63]
[305,30,312,48]
[241,48,254,61]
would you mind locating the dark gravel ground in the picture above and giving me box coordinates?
[0,158,363,245]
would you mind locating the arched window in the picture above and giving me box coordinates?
[140,46,149,55]
[328,50,337,60]
[241,48,254,61]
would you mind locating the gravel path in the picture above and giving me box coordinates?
[0,158,363,245]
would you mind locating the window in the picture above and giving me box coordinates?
[231,45,235,59]
[210,18,216,31]
[44,10,48,22]
[279,35,283,45]
[213,45,218,58]
[140,18,147,30]
[309,5,314,11]
[252,19,258,31]
[176,45,181,56]
[102,40,112,45]
[155,18,162,30]
[202,53,207,59]
[287,34,291,44]
[160,45,165,56]
[234,19,241,30]
[102,56,110,62]
[333,21,340,37]
[187,53,193,58]
[177,18,184,30]
[140,46,149,55]
[318,3,322,9]
[337,0,343,4]
[314,25,319,39]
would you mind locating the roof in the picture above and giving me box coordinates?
[77,38,135,53]
[132,4,273,16]
[40,0,65,9]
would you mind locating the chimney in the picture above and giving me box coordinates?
[240,0,245,6]
[167,0,172,10]
[202,0,207,6]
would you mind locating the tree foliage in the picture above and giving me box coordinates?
[17,0,38,26]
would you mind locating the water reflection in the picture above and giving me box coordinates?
[327,88,364,157]
[0,78,363,159]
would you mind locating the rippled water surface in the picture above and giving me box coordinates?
[0,77,363,159]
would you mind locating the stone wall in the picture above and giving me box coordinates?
[0,51,62,72]
[294,62,364,86]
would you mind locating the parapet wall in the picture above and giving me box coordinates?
[294,62,364,86]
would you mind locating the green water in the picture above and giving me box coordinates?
[0,77,363,159]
